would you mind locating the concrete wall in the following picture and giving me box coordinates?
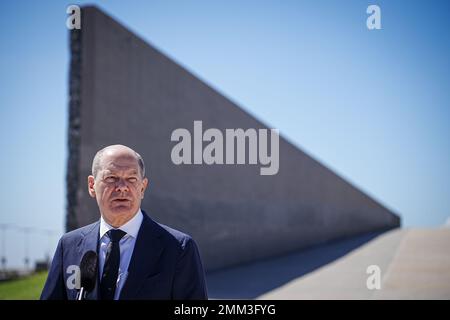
[67,6,400,271]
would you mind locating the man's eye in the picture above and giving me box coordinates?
[128,177,137,183]
[105,177,117,183]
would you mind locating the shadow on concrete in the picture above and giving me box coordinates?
[206,230,386,299]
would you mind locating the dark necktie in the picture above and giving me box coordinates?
[100,229,126,300]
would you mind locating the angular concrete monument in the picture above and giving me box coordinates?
[67,6,400,271]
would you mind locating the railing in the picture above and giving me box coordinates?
[0,223,61,274]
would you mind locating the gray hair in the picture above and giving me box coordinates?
[91,146,146,179]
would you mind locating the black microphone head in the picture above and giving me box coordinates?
[79,250,98,292]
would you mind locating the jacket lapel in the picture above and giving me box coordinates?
[119,212,164,300]
[77,221,100,300]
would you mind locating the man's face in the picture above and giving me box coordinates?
[88,149,148,226]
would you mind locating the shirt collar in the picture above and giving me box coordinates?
[99,209,143,240]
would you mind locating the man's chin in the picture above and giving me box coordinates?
[109,205,134,214]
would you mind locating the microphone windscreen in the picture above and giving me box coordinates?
[79,250,98,292]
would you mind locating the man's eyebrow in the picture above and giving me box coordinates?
[104,168,138,175]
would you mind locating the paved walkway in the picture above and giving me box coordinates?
[206,228,450,299]
[259,228,450,299]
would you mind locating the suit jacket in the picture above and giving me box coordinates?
[40,211,208,300]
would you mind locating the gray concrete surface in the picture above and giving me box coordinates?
[67,6,400,271]
[251,228,450,299]
[371,228,450,299]
[206,230,385,299]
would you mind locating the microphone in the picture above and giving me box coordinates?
[76,250,98,300]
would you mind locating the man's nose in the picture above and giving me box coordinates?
[115,179,129,192]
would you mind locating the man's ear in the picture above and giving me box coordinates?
[141,177,149,198]
[88,175,96,198]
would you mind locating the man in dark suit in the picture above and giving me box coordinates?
[41,144,208,300]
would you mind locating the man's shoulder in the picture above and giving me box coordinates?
[145,214,193,250]
[60,221,99,244]
[158,222,191,241]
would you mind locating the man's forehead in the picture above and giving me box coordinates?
[100,154,139,170]
[101,165,139,174]
[102,161,139,170]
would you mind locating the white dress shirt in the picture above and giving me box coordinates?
[99,209,143,300]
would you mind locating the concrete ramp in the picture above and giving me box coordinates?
[256,228,450,299]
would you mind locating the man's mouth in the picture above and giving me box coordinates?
[112,198,131,203]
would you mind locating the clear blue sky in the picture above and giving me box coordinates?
[0,0,449,268]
